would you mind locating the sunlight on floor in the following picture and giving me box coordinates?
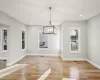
[0,64,28,78]
[62,78,76,80]
[38,68,51,80]
[68,66,79,80]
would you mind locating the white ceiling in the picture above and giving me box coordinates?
[0,0,100,25]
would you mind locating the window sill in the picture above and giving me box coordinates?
[1,50,7,52]
[70,51,80,54]
[22,49,26,51]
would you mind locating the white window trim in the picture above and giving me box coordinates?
[1,28,7,52]
[69,28,80,53]
[22,29,27,51]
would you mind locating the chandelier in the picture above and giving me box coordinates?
[43,7,57,34]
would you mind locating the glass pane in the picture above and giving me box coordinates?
[70,30,78,41]
[39,32,48,48]
[22,31,25,49]
[2,29,7,50]
[71,41,78,51]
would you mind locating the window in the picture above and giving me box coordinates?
[1,28,7,52]
[39,31,48,48]
[22,30,25,50]
[70,28,80,53]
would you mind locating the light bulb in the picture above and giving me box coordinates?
[50,28,53,32]
[47,28,50,32]
[80,15,82,16]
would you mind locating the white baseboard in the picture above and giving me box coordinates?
[26,53,60,57]
[6,55,26,66]
[87,59,100,69]
[59,53,63,58]
[62,58,86,61]
[0,57,7,60]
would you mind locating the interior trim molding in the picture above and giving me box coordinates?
[6,55,26,66]
[26,53,60,57]
[62,58,86,61]
[87,59,100,69]
[0,57,7,60]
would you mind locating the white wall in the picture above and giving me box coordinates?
[87,14,100,66]
[61,21,87,60]
[0,11,27,66]
[27,26,60,55]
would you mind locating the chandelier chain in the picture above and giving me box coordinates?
[49,7,52,25]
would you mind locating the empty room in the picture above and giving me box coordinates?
[0,0,100,80]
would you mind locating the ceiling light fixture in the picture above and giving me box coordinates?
[80,15,82,16]
[43,7,57,34]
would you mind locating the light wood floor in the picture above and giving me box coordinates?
[0,56,100,80]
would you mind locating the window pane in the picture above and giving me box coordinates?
[39,32,48,48]
[1,29,7,51]
[71,41,78,51]
[22,31,25,49]
[71,30,78,40]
